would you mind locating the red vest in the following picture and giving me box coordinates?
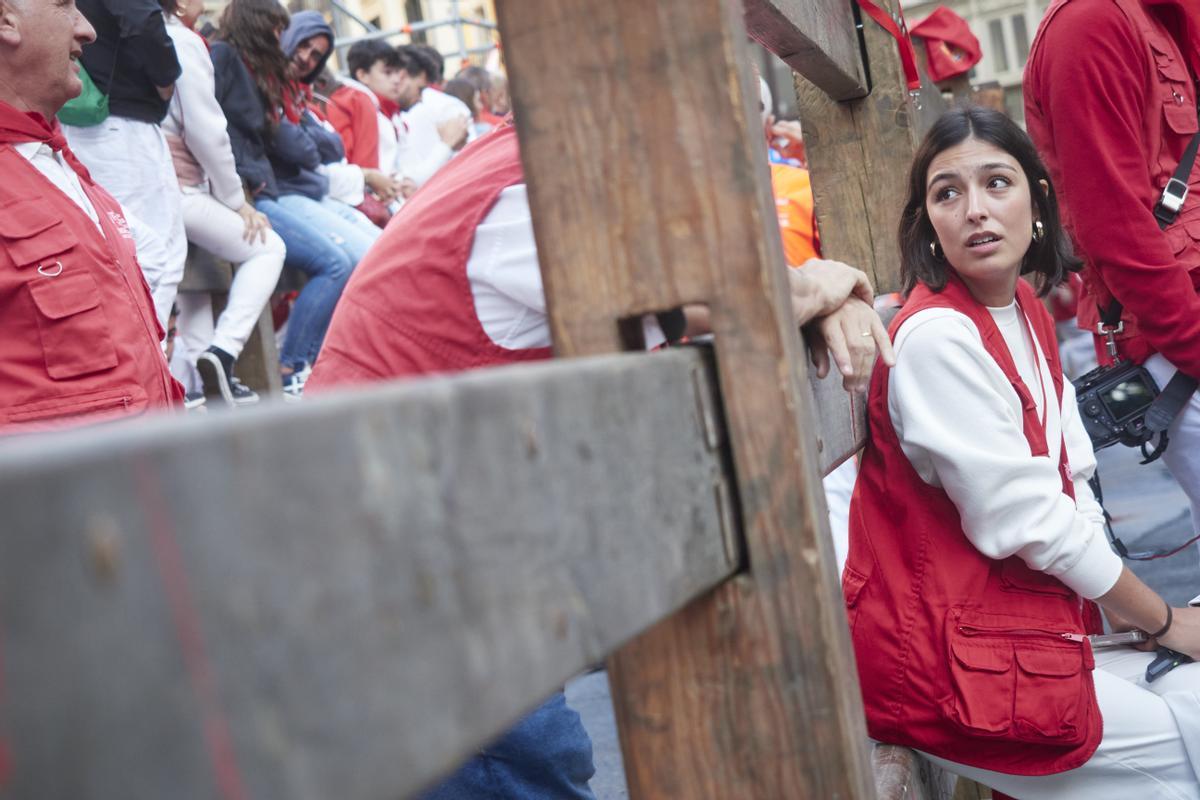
[0,145,180,431]
[308,123,551,390]
[845,276,1103,775]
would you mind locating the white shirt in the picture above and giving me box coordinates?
[162,17,245,210]
[467,183,663,350]
[887,305,1122,600]
[15,141,102,231]
[397,87,466,186]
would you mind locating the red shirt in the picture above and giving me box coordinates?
[327,84,382,171]
[1025,0,1200,377]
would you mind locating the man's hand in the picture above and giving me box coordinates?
[806,297,895,393]
[788,259,875,327]
[363,168,401,203]
[399,177,418,199]
[437,116,470,151]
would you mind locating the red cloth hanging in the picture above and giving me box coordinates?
[910,6,982,82]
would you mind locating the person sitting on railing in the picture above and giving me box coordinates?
[160,0,285,407]
[210,0,380,401]
[302,106,892,796]
[844,106,1200,799]
[0,0,183,432]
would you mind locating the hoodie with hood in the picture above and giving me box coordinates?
[272,12,355,202]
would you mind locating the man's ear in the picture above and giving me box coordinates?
[0,2,22,47]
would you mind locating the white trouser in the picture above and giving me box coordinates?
[169,191,285,393]
[823,457,858,576]
[921,648,1200,799]
[1144,355,1200,551]
[64,118,187,329]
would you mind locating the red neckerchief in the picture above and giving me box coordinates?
[0,101,91,180]
[375,91,400,121]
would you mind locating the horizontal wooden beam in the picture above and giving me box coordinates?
[743,0,868,101]
[0,348,738,800]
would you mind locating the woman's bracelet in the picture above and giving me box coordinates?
[1146,601,1174,640]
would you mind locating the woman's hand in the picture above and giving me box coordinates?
[788,259,875,327]
[806,297,895,393]
[363,168,401,203]
[1157,607,1200,661]
[236,204,271,244]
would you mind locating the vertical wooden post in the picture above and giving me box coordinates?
[795,0,946,294]
[496,0,875,796]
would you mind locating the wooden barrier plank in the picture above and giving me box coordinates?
[500,0,874,796]
[0,348,737,800]
[795,0,948,295]
[873,745,959,800]
[743,0,868,101]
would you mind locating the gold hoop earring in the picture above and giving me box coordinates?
[930,239,943,259]
[1032,220,1045,242]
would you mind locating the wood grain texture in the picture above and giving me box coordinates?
[794,0,948,294]
[0,349,736,800]
[873,745,960,800]
[743,0,867,101]
[499,0,874,796]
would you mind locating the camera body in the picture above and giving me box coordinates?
[1073,361,1161,450]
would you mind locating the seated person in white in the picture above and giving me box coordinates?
[161,0,285,405]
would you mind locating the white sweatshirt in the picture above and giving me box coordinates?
[397,87,464,186]
[162,17,244,211]
[888,304,1123,600]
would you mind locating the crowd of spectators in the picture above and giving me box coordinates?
[58,0,507,408]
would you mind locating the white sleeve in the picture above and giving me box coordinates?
[172,31,244,210]
[397,130,453,187]
[1060,377,1109,531]
[319,161,366,207]
[889,313,1123,599]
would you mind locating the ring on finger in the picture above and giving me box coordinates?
[859,330,873,337]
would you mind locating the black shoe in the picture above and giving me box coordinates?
[197,346,237,405]
[229,376,260,406]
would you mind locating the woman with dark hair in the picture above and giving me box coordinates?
[160,0,284,406]
[846,107,1200,797]
[210,0,379,399]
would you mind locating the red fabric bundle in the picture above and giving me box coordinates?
[910,6,982,82]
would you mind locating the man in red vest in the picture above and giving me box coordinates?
[0,0,181,432]
[1025,0,1200,562]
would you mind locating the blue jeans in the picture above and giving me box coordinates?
[255,194,380,370]
[420,693,597,800]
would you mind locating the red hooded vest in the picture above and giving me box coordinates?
[0,107,180,431]
[307,123,551,389]
[845,275,1104,776]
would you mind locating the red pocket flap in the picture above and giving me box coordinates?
[27,271,101,320]
[951,640,1013,673]
[1164,98,1199,136]
[1015,647,1082,677]
[1150,37,1189,82]
[0,199,60,239]
[842,564,870,608]
[4,221,77,268]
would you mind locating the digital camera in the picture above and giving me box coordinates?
[1073,361,1161,450]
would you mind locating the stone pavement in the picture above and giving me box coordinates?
[566,443,1200,799]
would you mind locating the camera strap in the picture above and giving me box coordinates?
[1096,117,1200,463]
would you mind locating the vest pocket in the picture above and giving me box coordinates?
[945,613,1090,744]
[1012,647,1087,744]
[947,638,1014,735]
[26,271,119,380]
